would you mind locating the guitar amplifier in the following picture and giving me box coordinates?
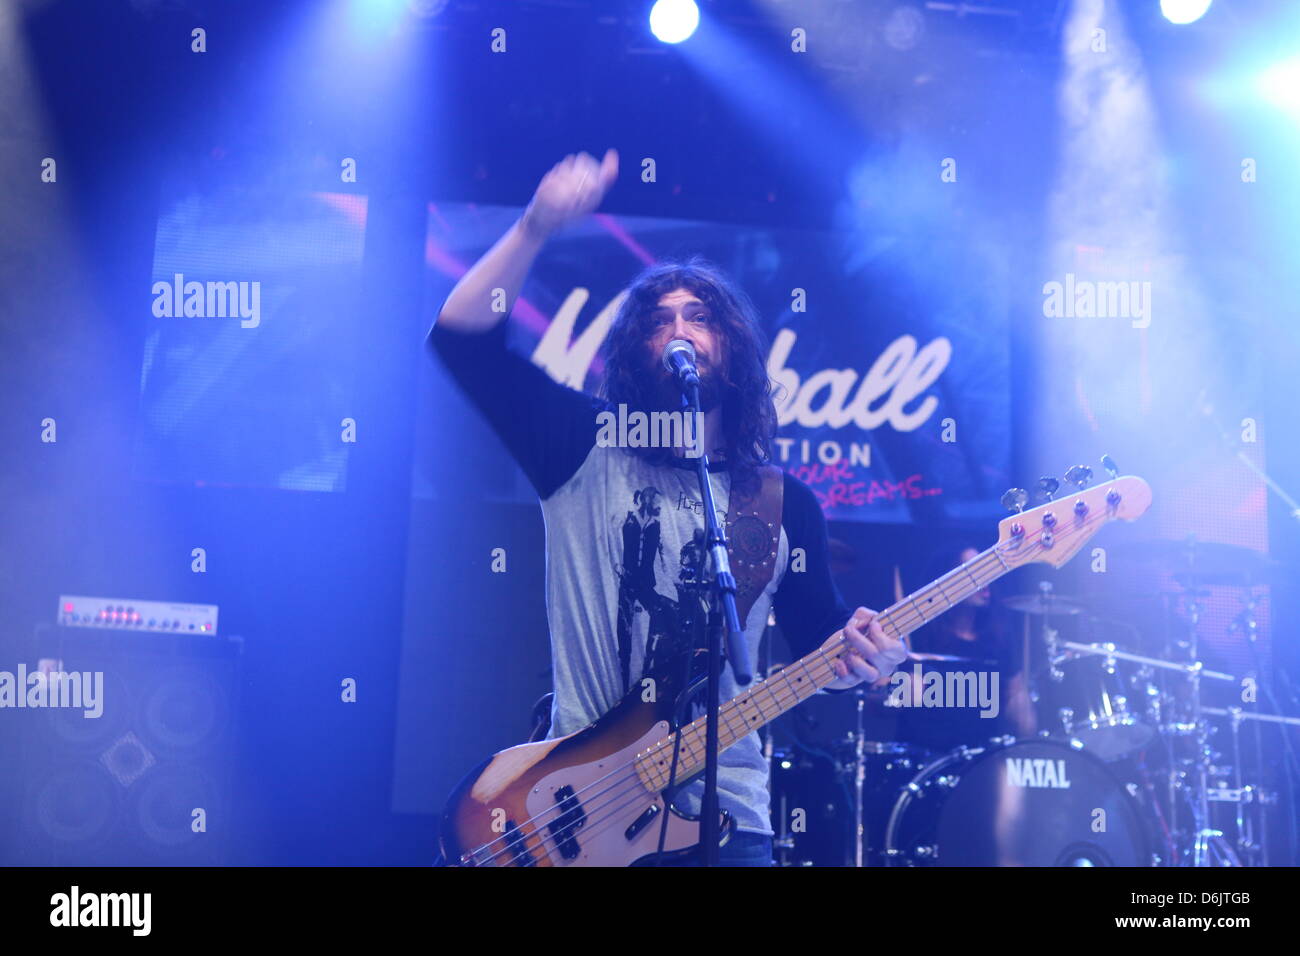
[57,595,218,635]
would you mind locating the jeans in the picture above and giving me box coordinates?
[718,831,774,867]
[668,830,773,867]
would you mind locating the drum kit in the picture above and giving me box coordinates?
[766,536,1299,867]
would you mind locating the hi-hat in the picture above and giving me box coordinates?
[1001,593,1087,616]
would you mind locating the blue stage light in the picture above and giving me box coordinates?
[1160,0,1212,25]
[1258,57,1300,115]
[349,0,407,34]
[649,0,699,44]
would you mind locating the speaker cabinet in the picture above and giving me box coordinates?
[4,628,242,865]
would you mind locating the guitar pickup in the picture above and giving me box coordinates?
[503,820,538,867]
[547,785,587,860]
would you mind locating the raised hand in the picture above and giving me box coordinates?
[521,148,619,238]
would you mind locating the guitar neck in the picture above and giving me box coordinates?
[634,545,1011,790]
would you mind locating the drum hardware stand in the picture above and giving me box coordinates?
[1203,705,1300,866]
[1186,660,1218,867]
[1220,707,1258,866]
[843,688,924,867]
[1057,634,1242,865]
[757,611,800,868]
[1227,595,1264,866]
[853,687,866,868]
[1177,550,1233,867]
[1058,641,1236,684]
[1036,583,1066,732]
[1169,551,1242,867]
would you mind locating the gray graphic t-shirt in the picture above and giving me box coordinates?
[432,322,852,835]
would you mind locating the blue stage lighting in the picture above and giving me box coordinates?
[1160,0,1212,25]
[350,0,407,33]
[1258,57,1300,115]
[649,0,699,44]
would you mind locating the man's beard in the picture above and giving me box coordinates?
[648,365,725,413]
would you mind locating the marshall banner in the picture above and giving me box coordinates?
[420,203,1011,525]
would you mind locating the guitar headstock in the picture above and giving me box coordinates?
[995,474,1152,571]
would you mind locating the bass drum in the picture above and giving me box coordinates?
[884,737,1154,866]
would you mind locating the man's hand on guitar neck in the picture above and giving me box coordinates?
[823,607,908,691]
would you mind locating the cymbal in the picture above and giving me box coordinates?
[1001,593,1087,616]
[907,650,980,663]
[1118,538,1278,583]
[1173,568,1276,587]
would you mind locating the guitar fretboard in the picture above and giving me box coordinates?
[633,545,1010,791]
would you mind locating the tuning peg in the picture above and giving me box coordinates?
[1100,454,1119,479]
[1064,464,1093,489]
[1034,477,1060,503]
[1001,488,1028,514]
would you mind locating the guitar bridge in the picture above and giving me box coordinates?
[625,803,660,841]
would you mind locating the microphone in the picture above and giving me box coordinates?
[661,339,700,389]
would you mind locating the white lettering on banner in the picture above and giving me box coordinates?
[532,289,626,389]
[767,329,950,431]
[530,292,950,434]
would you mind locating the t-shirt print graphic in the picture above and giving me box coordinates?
[613,484,706,697]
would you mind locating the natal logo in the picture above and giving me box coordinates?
[1004,757,1072,789]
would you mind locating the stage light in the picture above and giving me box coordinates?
[649,0,699,44]
[356,0,406,16]
[1160,0,1212,25]
[407,0,448,16]
[1258,57,1300,115]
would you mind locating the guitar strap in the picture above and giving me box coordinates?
[725,463,784,632]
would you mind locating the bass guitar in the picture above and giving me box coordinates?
[439,472,1152,866]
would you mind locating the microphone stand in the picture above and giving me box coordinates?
[677,378,752,867]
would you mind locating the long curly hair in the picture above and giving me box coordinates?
[599,256,777,489]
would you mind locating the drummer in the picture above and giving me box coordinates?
[889,544,1036,752]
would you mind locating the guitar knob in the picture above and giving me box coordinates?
[1100,454,1119,479]
[1035,477,1060,502]
[1001,488,1028,513]
[1064,464,1093,489]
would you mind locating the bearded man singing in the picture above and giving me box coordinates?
[428,148,907,866]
